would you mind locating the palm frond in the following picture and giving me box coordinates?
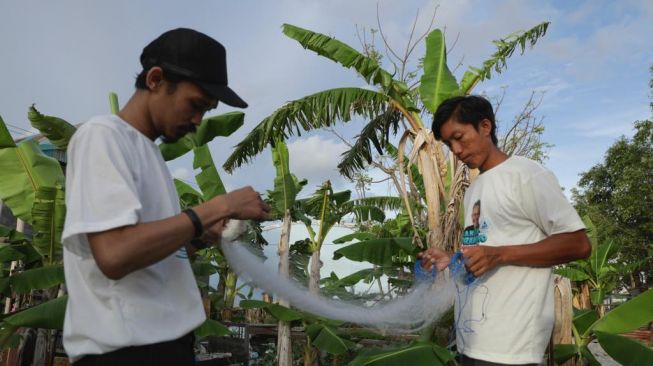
[223,87,390,172]
[337,110,402,179]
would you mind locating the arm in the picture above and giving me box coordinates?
[463,229,591,277]
[88,186,269,280]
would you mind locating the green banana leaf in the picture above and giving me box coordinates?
[333,237,414,267]
[223,87,390,173]
[332,232,378,244]
[240,299,304,321]
[595,331,653,366]
[9,264,64,294]
[0,129,64,223]
[459,22,549,94]
[419,29,460,113]
[270,139,303,213]
[0,121,65,263]
[194,319,231,338]
[174,179,204,209]
[579,345,601,366]
[0,225,27,243]
[26,105,77,150]
[193,144,226,200]
[160,112,244,161]
[573,308,599,336]
[553,344,579,365]
[592,288,653,334]
[305,323,355,355]
[349,342,454,366]
[3,295,67,330]
[0,116,14,149]
[282,24,407,100]
[0,246,25,263]
[555,267,591,281]
[191,261,218,277]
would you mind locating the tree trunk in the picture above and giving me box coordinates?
[308,250,322,294]
[277,211,293,366]
[552,275,575,366]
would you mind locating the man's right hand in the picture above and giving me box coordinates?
[417,247,451,271]
[220,186,270,221]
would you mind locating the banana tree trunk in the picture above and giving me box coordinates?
[277,211,293,366]
[308,250,322,294]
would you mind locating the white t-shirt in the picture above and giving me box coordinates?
[455,156,584,364]
[61,115,205,362]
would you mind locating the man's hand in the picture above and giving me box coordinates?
[417,247,451,271]
[219,186,270,221]
[201,219,228,246]
[462,245,504,277]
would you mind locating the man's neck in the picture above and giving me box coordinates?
[117,91,157,141]
[479,146,509,173]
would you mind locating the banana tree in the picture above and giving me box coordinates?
[556,217,637,317]
[554,288,653,365]
[223,22,549,254]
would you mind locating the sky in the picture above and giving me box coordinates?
[1,0,652,201]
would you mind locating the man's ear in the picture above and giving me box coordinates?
[479,118,492,138]
[145,67,164,91]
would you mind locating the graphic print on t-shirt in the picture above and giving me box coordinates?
[462,199,489,246]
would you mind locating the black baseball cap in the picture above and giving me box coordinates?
[140,28,247,108]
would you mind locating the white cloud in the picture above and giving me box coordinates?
[287,135,349,188]
[171,167,192,181]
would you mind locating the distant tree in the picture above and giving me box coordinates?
[572,119,653,292]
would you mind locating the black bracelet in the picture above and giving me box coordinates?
[182,208,203,239]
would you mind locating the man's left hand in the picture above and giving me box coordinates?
[462,245,504,277]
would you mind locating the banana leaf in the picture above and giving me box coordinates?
[0,225,27,243]
[282,24,409,101]
[553,344,579,365]
[459,22,549,94]
[3,295,67,331]
[26,105,77,150]
[0,246,25,263]
[419,29,460,113]
[333,237,414,267]
[160,112,244,161]
[9,264,64,294]
[240,299,304,321]
[193,144,226,200]
[573,308,599,336]
[555,267,591,281]
[592,288,653,334]
[270,139,304,213]
[595,331,653,366]
[174,179,204,209]
[194,319,231,338]
[349,342,454,366]
[332,232,378,244]
[224,87,390,173]
[305,323,355,355]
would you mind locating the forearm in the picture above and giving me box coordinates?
[89,196,233,279]
[498,230,591,267]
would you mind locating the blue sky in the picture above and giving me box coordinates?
[1,0,651,200]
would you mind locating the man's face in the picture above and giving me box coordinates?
[151,81,218,142]
[471,205,480,227]
[439,118,492,171]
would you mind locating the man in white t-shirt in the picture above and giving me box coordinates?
[62,28,270,365]
[419,95,591,366]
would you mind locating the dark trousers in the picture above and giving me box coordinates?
[74,333,195,366]
[460,354,539,366]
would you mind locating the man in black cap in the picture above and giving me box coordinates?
[61,28,269,365]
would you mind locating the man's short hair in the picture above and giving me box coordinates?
[431,95,498,145]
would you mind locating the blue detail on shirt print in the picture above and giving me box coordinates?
[462,227,487,245]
